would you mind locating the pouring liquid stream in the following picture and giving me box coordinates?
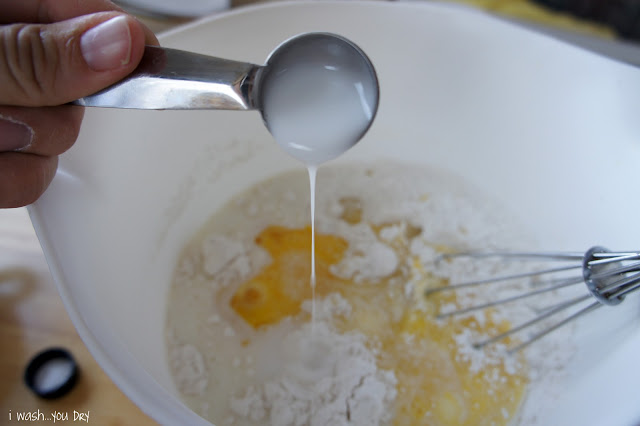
[258,35,378,417]
[308,166,317,334]
[261,57,377,330]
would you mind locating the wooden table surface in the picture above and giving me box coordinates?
[0,208,156,425]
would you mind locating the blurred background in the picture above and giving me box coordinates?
[118,0,640,66]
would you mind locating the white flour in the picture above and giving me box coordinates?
[329,223,398,284]
[165,162,577,425]
[230,298,397,426]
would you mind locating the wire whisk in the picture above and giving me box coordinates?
[425,246,640,353]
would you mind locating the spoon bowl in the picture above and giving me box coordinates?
[256,33,379,165]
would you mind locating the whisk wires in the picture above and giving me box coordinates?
[425,247,640,353]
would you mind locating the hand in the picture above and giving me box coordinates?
[0,0,158,208]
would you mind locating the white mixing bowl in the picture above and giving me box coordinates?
[29,1,640,425]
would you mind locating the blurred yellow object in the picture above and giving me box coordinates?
[440,0,615,38]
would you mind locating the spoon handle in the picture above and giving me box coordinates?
[73,46,260,110]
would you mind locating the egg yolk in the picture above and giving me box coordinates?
[230,226,348,327]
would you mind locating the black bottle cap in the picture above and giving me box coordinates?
[24,347,79,399]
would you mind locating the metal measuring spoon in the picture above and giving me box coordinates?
[74,32,379,118]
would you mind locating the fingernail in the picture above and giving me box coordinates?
[81,16,132,71]
[0,116,33,151]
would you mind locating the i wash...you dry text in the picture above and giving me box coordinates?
[8,409,90,422]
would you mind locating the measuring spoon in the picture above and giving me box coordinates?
[75,32,379,164]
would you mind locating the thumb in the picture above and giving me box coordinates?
[0,12,148,107]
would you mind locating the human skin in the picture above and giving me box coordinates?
[0,0,158,208]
